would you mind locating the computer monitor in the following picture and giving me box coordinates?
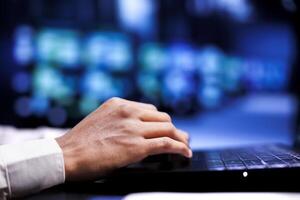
[0,0,299,149]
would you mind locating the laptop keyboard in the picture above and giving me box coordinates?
[202,146,300,171]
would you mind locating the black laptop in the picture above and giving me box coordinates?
[104,119,300,192]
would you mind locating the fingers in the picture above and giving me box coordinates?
[140,122,189,145]
[108,97,169,122]
[145,137,192,158]
[177,129,190,144]
[105,97,191,151]
[115,98,157,111]
[138,110,171,122]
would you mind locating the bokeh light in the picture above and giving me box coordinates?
[14,25,34,65]
[12,72,31,93]
[36,29,80,67]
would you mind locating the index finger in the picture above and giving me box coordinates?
[120,99,157,111]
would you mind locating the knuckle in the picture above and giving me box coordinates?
[130,106,141,118]
[118,104,131,118]
[108,97,122,105]
[160,137,172,149]
[163,112,172,121]
[167,123,176,133]
[131,137,148,155]
[118,120,129,132]
[169,130,177,138]
[148,104,157,110]
[123,119,136,133]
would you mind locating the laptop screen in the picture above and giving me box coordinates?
[0,0,299,148]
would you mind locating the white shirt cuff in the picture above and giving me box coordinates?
[0,139,65,198]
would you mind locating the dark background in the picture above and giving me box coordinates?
[0,0,299,149]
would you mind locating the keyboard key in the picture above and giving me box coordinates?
[206,152,221,160]
[224,160,244,164]
[282,159,300,167]
[207,160,224,165]
[243,160,266,169]
[202,146,300,171]
[258,156,277,161]
[275,154,295,160]
[263,160,288,168]
[290,153,300,159]
[239,154,258,160]
[206,159,226,171]
[224,160,246,170]
[221,153,240,161]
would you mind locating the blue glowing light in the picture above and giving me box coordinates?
[198,86,222,109]
[137,72,161,100]
[33,65,75,100]
[164,71,189,96]
[12,72,31,93]
[84,34,106,66]
[234,24,296,62]
[242,60,289,91]
[106,40,132,71]
[162,70,197,104]
[81,71,120,101]
[11,17,296,123]
[222,57,243,92]
[79,97,100,115]
[233,24,296,91]
[190,0,253,22]
[84,33,132,72]
[118,0,155,36]
[197,46,224,108]
[167,44,196,72]
[162,69,197,112]
[220,0,253,22]
[14,25,34,65]
[30,96,50,116]
[36,29,80,67]
[139,43,166,73]
[197,46,224,75]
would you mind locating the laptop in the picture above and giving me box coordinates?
[100,95,300,192]
[102,135,300,192]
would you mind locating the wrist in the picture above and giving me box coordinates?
[55,135,79,181]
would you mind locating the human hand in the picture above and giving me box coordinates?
[55,97,191,181]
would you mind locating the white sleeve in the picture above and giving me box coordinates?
[0,139,65,199]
